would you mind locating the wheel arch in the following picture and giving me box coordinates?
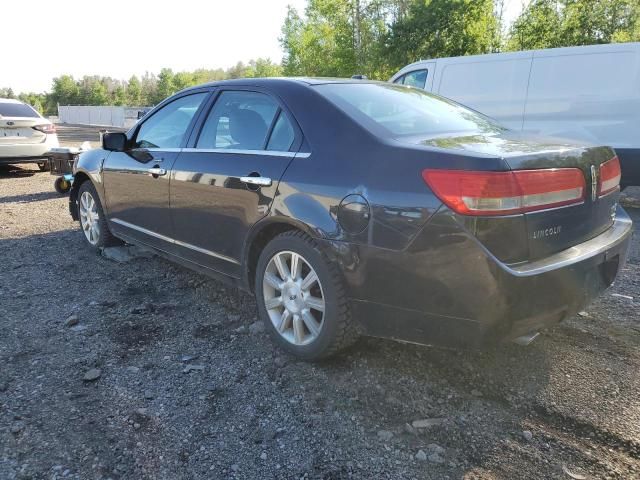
[243,216,319,293]
[69,171,92,220]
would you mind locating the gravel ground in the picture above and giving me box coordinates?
[1,129,639,479]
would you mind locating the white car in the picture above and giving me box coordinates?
[390,42,640,187]
[0,98,59,170]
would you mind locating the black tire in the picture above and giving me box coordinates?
[54,177,71,194]
[76,181,121,249]
[255,230,358,360]
[37,161,50,172]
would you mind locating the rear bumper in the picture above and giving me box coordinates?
[328,206,633,348]
[0,135,59,163]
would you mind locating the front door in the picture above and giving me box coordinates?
[170,89,301,277]
[103,92,209,251]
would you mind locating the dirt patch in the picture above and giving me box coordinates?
[1,156,639,479]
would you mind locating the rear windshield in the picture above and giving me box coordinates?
[315,83,504,138]
[0,102,40,118]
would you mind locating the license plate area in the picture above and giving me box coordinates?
[0,128,21,137]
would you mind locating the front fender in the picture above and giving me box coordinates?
[69,149,109,220]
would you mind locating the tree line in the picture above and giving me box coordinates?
[2,0,638,115]
[0,59,281,116]
[281,0,640,78]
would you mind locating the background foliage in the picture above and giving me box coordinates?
[2,0,638,115]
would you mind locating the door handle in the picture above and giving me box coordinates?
[240,176,272,187]
[148,167,167,176]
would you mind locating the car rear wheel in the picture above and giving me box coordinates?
[77,181,120,249]
[37,161,50,172]
[255,231,357,360]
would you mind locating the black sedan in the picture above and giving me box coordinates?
[69,78,633,360]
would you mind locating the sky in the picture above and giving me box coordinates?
[3,0,525,94]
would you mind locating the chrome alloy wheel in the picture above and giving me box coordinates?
[263,250,325,346]
[79,191,100,245]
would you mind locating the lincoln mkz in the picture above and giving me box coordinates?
[69,78,632,359]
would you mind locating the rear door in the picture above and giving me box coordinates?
[103,91,209,251]
[169,88,301,277]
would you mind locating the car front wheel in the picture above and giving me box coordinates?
[77,181,120,249]
[255,231,357,360]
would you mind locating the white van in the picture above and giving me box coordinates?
[390,42,640,187]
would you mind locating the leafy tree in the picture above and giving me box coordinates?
[507,0,563,50]
[508,0,640,50]
[50,75,80,106]
[561,0,639,45]
[127,75,142,106]
[281,0,396,79]
[385,0,500,71]
[0,87,16,99]
[154,68,176,104]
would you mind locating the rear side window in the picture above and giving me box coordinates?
[197,91,281,150]
[316,83,504,138]
[394,69,428,89]
[267,112,295,151]
[135,93,207,149]
[0,102,40,118]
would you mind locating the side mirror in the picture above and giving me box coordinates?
[102,132,128,152]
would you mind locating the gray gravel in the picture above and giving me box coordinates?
[1,145,639,479]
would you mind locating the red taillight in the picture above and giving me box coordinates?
[32,124,56,134]
[422,168,586,216]
[598,156,621,197]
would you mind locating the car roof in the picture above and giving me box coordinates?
[0,98,23,104]
[181,76,385,92]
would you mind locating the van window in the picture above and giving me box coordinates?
[395,69,428,89]
[316,83,504,138]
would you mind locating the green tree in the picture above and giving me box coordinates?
[507,0,640,50]
[561,0,639,45]
[50,75,80,105]
[0,87,16,99]
[385,0,500,71]
[507,0,563,50]
[127,75,142,106]
[281,0,396,79]
[153,68,176,104]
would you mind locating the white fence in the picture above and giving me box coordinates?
[57,105,147,129]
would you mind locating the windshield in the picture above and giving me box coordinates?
[315,83,505,138]
[0,102,40,118]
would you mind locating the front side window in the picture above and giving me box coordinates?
[134,93,207,149]
[316,83,504,138]
[197,91,281,150]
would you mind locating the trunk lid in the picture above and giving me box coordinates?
[0,117,46,145]
[413,132,619,261]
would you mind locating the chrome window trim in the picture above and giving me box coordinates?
[140,147,310,158]
[181,147,295,157]
[110,218,240,265]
